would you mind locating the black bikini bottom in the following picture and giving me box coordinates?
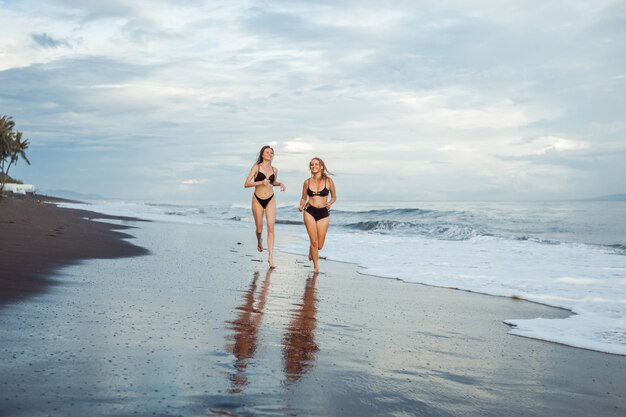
[305,204,330,222]
[255,193,274,209]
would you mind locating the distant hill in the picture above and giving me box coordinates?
[587,194,626,201]
[39,189,104,201]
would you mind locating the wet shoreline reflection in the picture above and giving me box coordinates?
[224,270,320,393]
[282,273,319,386]
[224,268,272,393]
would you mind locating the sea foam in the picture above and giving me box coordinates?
[55,199,626,355]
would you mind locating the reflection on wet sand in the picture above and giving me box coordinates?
[282,273,319,386]
[223,270,320,395]
[224,268,273,394]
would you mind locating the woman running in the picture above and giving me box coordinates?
[298,157,336,272]
[244,145,286,268]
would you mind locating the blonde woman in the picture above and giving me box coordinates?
[299,157,336,272]
[244,145,286,268]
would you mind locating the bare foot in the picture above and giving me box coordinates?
[256,232,263,252]
[268,258,275,269]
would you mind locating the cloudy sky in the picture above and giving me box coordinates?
[1,0,624,202]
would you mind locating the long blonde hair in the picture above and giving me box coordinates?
[310,157,334,179]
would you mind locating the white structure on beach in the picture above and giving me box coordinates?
[3,183,36,194]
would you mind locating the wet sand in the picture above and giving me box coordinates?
[0,194,147,305]
[0,203,624,416]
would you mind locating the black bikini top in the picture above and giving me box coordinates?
[307,178,329,197]
[254,166,275,183]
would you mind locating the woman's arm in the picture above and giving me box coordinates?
[299,180,309,211]
[244,165,266,188]
[326,177,337,209]
[271,167,286,192]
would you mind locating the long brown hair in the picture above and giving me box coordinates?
[310,157,334,179]
[256,145,274,165]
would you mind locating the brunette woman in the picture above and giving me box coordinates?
[244,145,286,268]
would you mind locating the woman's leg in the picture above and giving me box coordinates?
[265,197,277,267]
[251,195,264,252]
[316,217,330,251]
[303,211,319,272]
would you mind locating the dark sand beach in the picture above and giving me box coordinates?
[0,196,624,416]
[0,194,147,305]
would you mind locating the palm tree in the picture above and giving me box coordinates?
[0,115,15,166]
[0,115,30,193]
[5,131,31,174]
[0,116,16,188]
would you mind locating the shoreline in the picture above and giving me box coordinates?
[0,193,148,305]
[5,194,619,356]
[338,265,626,357]
[0,207,624,415]
[285,249,586,341]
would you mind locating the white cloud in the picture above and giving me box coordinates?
[181,179,204,185]
[284,139,314,153]
[527,136,590,155]
[1,0,625,200]
[437,143,477,153]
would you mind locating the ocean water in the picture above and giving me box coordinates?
[57,198,626,355]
